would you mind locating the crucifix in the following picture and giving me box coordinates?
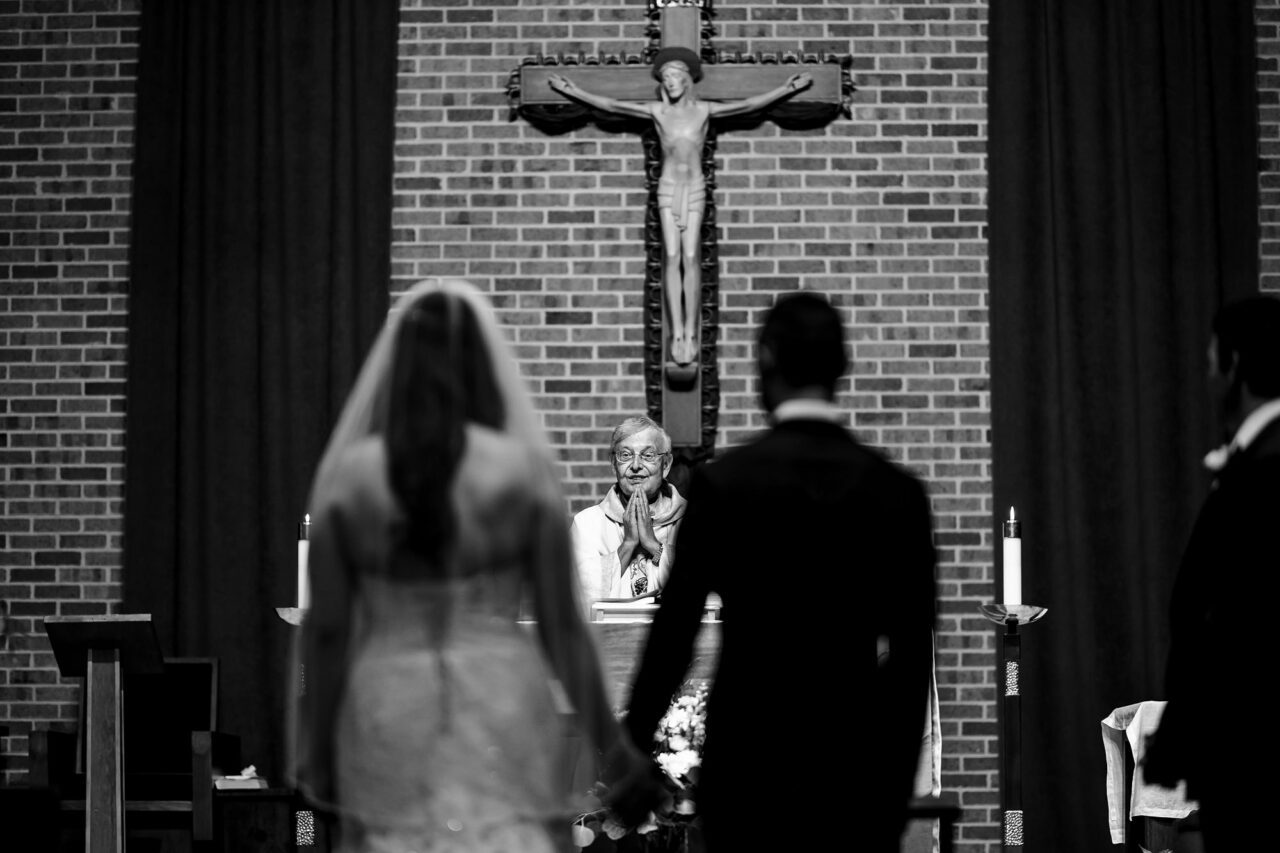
[511,0,851,454]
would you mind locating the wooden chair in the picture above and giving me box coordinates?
[0,722,60,851]
[28,657,241,850]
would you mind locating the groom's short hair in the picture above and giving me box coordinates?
[1213,295,1280,398]
[758,292,848,396]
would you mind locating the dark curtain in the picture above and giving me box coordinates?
[988,1,1257,849]
[125,0,398,780]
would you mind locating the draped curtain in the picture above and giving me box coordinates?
[125,0,399,779]
[988,1,1257,848]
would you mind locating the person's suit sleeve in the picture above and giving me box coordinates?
[873,472,937,839]
[625,469,716,753]
[1146,489,1226,790]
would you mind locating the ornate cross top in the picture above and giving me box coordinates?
[510,0,852,457]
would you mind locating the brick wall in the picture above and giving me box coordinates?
[0,0,138,780]
[391,1,998,848]
[1260,0,1280,295]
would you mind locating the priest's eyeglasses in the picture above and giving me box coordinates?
[614,449,664,466]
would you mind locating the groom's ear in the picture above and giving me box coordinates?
[1221,347,1241,388]
[758,341,778,374]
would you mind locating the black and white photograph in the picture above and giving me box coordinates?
[1,2,1276,852]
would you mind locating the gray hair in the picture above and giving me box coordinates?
[610,415,672,455]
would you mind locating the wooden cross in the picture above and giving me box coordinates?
[512,0,850,453]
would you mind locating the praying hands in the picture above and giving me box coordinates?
[618,489,663,572]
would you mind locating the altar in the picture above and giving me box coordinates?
[547,599,946,853]
[588,596,722,706]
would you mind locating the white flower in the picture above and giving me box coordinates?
[668,735,689,752]
[657,748,701,783]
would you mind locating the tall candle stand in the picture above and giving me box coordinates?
[275,517,317,848]
[979,602,1047,850]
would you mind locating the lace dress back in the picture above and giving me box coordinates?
[326,429,573,853]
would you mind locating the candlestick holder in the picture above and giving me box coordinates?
[274,607,317,850]
[275,606,305,626]
[979,602,1048,851]
[979,603,1047,626]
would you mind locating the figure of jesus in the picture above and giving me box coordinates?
[549,47,812,368]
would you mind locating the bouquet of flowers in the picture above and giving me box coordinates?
[572,681,709,853]
[651,680,706,800]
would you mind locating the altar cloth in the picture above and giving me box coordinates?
[1102,700,1198,844]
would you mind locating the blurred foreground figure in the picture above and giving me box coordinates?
[290,279,661,852]
[625,292,938,852]
[1145,295,1280,852]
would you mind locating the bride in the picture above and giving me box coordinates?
[290,279,660,852]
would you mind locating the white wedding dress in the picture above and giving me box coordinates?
[304,432,577,853]
[291,280,625,853]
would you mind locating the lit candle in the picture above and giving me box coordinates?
[297,514,311,611]
[1002,507,1022,606]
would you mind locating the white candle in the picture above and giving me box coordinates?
[1002,506,1022,606]
[297,514,311,611]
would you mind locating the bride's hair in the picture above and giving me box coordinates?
[385,291,505,563]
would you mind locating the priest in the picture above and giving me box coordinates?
[571,416,688,604]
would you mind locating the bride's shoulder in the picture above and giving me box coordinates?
[330,435,386,476]
[459,424,545,496]
[319,436,390,505]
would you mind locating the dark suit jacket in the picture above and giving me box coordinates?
[625,418,937,851]
[1149,413,1280,825]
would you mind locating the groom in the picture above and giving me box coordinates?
[624,292,938,852]
[1143,295,1280,852]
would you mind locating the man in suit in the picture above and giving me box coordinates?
[624,292,938,852]
[1144,295,1280,852]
